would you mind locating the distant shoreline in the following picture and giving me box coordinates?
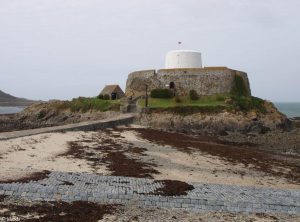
[0,102,34,107]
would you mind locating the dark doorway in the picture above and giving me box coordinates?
[169,82,175,89]
[111,93,117,100]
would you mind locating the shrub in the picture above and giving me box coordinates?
[37,110,47,119]
[68,97,120,112]
[189,90,199,100]
[230,74,249,97]
[216,94,226,102]
[175,95,182,103]
[103,94,110,100]
[53,101,70,111]
[231,96,266,113]
[97,94,104,100]
[150,89,174,99]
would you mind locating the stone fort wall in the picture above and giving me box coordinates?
[125,67,251,98]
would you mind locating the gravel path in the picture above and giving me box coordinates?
[0,171,299,215]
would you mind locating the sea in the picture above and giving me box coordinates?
[274,102,300,118]
[0,103,300,117]
[0,106,25,114]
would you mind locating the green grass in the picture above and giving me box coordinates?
[55,97,121,113]
[230,96,266,114]
[138,94,228,108]
[138,94,267,114]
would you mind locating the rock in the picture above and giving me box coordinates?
[137,103,291,135]
[0,101,120,132]
[218,130,229,136]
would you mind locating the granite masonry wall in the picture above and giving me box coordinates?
[125,67,251,98]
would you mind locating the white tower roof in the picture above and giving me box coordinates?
[165,50,202,69]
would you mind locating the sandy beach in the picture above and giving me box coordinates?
[0,126,299,190]
[0,126,300,221]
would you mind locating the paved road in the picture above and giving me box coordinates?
[1,171,299,214]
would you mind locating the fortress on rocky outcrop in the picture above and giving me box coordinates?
[125,50,251,98]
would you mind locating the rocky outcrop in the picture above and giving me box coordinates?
[290,117,300,128]
[136,102,291,135]
[0,101,120,132]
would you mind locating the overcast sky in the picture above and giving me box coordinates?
[0,0,299,102]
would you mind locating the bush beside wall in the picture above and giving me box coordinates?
[103,94,110,100]
[150,89,174,99]
[189,90,199,100]
[230,74,249,97]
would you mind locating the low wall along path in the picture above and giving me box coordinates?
[0,114,136,140]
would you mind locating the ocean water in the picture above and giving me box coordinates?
[274,102,300,118]
[0,106,25,114]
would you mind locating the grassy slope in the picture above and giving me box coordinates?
[138,94,267,114]
[138,95,227,108]
[53,97,121,113]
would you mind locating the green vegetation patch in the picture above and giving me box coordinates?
[189,90,199,100]
[139,94,228,108]
[138,94,228,115]
[229,96,266,113]
[97,94,104,99]
[69,97,120,112]
[55,97,121,113]
[230,74,249,97]
[139,93,267,114]
[150,89,174,99]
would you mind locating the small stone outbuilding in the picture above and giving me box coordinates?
[100,85,125,100]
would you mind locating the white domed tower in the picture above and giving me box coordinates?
[165,50,202,69]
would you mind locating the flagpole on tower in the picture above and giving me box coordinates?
[178,41,182,49]
[177,42,182,67]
